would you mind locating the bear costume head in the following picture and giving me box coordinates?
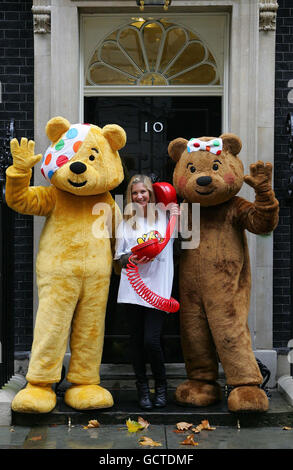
[41,116,126,195]
[168,134,243,206]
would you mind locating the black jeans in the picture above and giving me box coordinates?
[125,303,167,383]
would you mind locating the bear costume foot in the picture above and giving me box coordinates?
[175,379,222,407]
[227,385,269,412]
[12,383,57,413]
[64,384,114,410]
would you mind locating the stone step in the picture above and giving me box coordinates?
[10,360,291,428]
[12,387,293,429]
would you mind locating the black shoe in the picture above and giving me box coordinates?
[154,381,167,408]
[136,381,153,410]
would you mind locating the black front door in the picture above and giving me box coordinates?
[84,95,221,364]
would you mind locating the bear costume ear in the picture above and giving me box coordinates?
[102,124,127,151]
[168,138,188,162]
[220,133,242,156]
[46,116,71,144]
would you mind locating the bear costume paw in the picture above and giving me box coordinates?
[12,383,57,414]
[175,379,222,407]
[227,385,269,412]
[64,384,114,410]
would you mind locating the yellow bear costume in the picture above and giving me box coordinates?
[5,116,126,413]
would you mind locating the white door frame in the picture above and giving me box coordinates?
[32,0,277,354]
[79,12,230,133]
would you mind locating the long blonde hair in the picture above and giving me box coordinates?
[124,174,157,229]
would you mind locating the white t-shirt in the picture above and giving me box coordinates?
[114,208,174,308]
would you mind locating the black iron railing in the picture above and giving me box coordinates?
[0,119,15,388]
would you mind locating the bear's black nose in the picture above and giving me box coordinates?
[197,176,212,186]
[70,162,87,174]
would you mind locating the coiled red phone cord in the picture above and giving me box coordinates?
[126,255,180,313]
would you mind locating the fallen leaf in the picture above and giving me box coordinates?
[173,429,185,433]
[176,421,194,431]
[192,425,203,434]
[83,419,100,430]
[192,420,216,433]
[126,418,144,433]
[139,436,162,447]
[180,434,198,446]
[283,426,292,430]
[87,419,100,428]
[201,419,216,430]
[138,416,150,429]
[29,436,42,441]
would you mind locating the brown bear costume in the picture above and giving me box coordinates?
[168,133,279,412]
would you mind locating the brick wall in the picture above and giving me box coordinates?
[0,0,34,351]
[274,0,293,350]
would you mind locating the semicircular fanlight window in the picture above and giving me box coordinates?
[86,19,220,86]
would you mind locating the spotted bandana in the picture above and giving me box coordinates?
[187,138,223,156]
[41,123,91,181]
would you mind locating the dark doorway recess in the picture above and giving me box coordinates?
[84,95,221,363]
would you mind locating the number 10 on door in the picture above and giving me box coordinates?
[145,122,164,133]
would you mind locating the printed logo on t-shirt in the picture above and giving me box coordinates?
[137,230,164,245]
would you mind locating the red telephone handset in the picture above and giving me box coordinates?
[126,182,180,313]
[130,182,177,259]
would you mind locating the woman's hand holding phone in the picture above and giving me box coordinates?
[131,255,152,264]
[169,203,180,217]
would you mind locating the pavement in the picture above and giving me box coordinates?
[0,377,293,464]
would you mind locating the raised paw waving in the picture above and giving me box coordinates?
[10,138,42,171]
[244,160,273,192]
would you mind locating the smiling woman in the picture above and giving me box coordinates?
[131,181,150,216]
